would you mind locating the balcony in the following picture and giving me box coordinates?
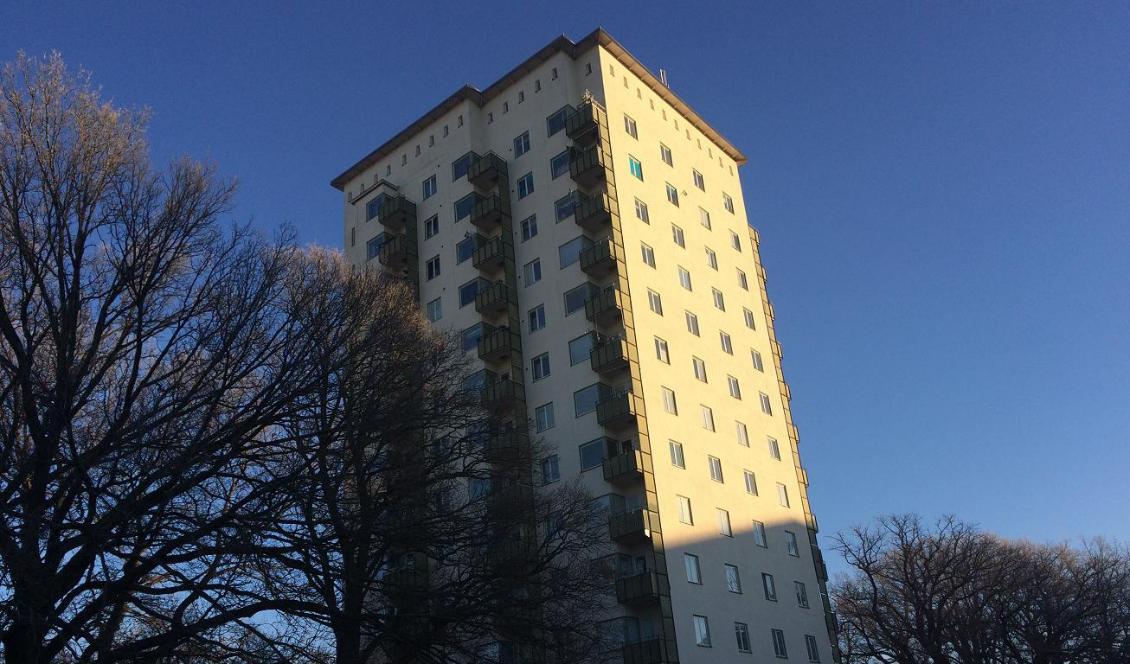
[596,391,638,429]
[487,429,528,460]
[481,378,524,414]
[385,553,430,597]
[608,508,656,544]
[377,233,413,271]
[469,194,509,231]
[602,450,643,485]
[472,235,511,275]
[377,195,416,231]
[585,286,624,327]
[475,281,511,318]
[574,191,612,232]
[590,337,629,375]
[467,152,508,190]
[579,236,616,277]
[569,145,610,189]
[477,325,519,363]
[622,638,669,664]
[565,100,603,145]
[615,571,663,606]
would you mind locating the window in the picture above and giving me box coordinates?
[550,150,570,179]
[426,298,442,322]
[717,508,732,536]
[624,114,638,138]
[730,230,742,251]
[535,402,555,432]
[685,311,700,336]
[424,214,439,239]
[628,156,644,180]
[786,530,800,557]
[422,174,437,199]
[752,349,765,371]
[458,278,482,307]
[753,520,768,547]
[661,387,678,414]
[660,143,673,166]
[558,237,586,268]
[513,131,530,157]
[452,152,475,181]
[677,495,693,524]
[744,470,758,495]
[634,198,650,223]
[531,353,551,381]
[517,172,535,199]
[728,375,742,399]
[744,307,757,330]
[523,259,542,285]
[568,333,594,365]
[669,440,685,468]
[723,192,735,213]
[528,304,546,332]
[573,383,606,416]
[738,269,749,290]
[706,247,718,269]
[725,564,742,593]
[555,194,576,221]
[540,455,560,485]
[665,183,680,206]
[521,215,538,241]
[768,437,781,460]
[426,256,441,280]
[678,266,693,291]
[456,236,476,264]
[684,553,701,583]
[671,224,685,247]
[693,615,711,648]
[735,622,752,653]
[712,288,725,310]
[720,331,733,354]
[772,629,789,659]
[805,634,821,662]
[564,283,595,315]
[796,581,810,609]
[546,106,571,136]
[579,439,604,470]
[763,573,778,601]
[648,289,663,315]
[366,235,383,261]
[654,337,670,363]
[760,392,773,415]
[454,193,475,222]
[693,169,705,190]
[708,456,723,482]
[699,207,711,229]
[700,405,715,431]
[641,243,656,268]
[777,483,791,507]
[692,357,708,382]
[736,421,750,447]
[365,196,383,221]
[461,324,483,352]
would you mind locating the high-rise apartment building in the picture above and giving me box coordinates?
[332,29,836,664]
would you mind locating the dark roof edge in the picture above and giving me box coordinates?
[331,28,746,191]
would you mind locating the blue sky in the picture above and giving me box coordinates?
[4,1,1128,573]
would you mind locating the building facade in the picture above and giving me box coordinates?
[333,29,837,664]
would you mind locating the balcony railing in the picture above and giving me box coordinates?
[585,286,624,326]
[377,195,416,231]
[579,236,616,276]
[569,145,609,189]
[385,553,430,597]
[472,235,511,274]
[377,233,412,271]
[622,638,669,664]
[481,378,523,413]
[474,281,511,317]
[596,391,638,429]
[467,152,508,190]
[469,194,509,230]
[590,337,629,375]
[615,571,663,605]
[574,192,612,232]
[608,508,656,544]
[602,450,643,485]
[477,325,519,363]
[487,429,528,459]
[565,100,603,145]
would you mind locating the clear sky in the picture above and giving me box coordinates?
[3,1,1128,574]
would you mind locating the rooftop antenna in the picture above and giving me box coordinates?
[659,68,669,88]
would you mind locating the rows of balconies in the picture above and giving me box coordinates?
[569,144,610,189]
[470,194,509,231]
[376,194,415,231]
[590,336,629,375]
[376,232,414,271]
[475,280,512,318]
[579,236,616,276]
[480,376,524,414]
[608,507,657,544]
[565,99,605,146]
[472,235,512,275]
[585,285,625,327]
[468,151,507,190]
[477,324,520,363]
[574,191,612,233]
[615,571,666,605]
